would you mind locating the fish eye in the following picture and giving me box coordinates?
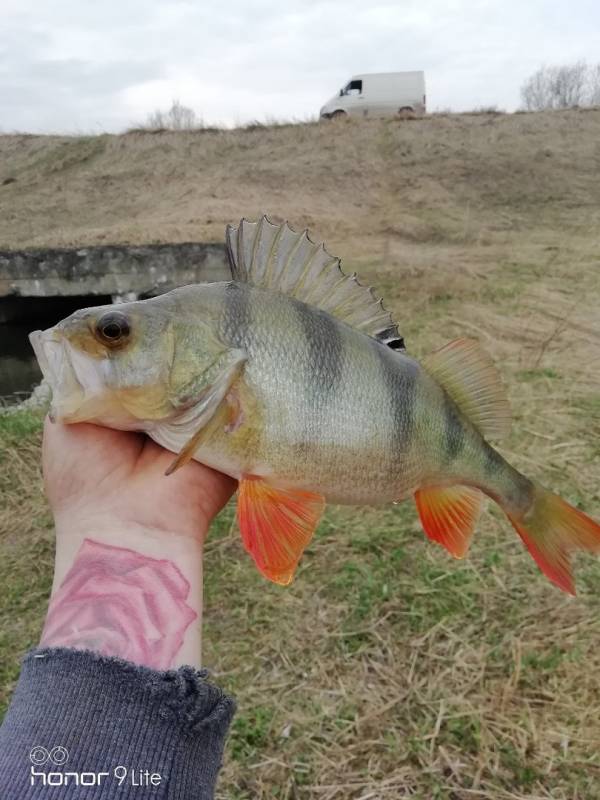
[95,311,131,346]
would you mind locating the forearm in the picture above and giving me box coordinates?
[0,520,235,798]
[41,520,205,670]
[0,647,235,799]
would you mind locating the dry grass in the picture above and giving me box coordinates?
[1,109,600,798]
[0,414,53,712]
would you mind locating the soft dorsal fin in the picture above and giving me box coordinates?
[423,338,511,440]
[225,216,404,349]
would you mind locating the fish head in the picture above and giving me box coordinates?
[30,300,175,428]
[29,297,197,429]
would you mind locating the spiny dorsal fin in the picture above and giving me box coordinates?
[423,338,511,440]
[225,216,404,349]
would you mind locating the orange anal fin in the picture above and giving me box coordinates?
[414,485,483,558]
[237,477,325,585]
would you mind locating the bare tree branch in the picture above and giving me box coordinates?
[146,100,201,131]
[521,62,600,110]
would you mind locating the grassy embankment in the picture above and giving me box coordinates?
[1,109,600,798]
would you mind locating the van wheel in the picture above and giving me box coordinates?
[397,106,415,119]
[331,110,347,120]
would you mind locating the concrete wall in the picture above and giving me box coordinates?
[0,242,230,299]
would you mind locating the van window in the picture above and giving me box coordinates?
[342,79,362,96]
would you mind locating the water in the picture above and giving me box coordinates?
[0,322,44,402]
[0,295,112,404]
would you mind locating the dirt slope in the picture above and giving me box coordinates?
[1,109,599,253]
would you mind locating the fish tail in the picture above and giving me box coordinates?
[417,337,600,592]
[415,466,600,594]
[504,482,600,595]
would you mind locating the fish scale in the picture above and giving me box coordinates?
[210,281,413,501]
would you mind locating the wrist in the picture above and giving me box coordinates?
[42,516,205,670]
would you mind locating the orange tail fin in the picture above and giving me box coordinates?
[507,487,600,595]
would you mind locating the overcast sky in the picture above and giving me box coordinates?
[1,0,599,133]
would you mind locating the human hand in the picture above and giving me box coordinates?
[40,418,236,669]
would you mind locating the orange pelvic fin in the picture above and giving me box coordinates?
[237,477,325,585]
[507,487,600,595]
[415,484,483,558]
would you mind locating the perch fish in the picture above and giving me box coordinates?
[30,218,600,591]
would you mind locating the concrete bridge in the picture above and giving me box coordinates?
[0,243,232,398]
[0,242,230,302]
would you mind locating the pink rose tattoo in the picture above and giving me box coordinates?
[41,539,198,669]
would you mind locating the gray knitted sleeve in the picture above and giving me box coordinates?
[0,647,236,799]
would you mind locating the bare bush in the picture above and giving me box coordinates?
[145,100,201,131]
[587,64,600,106]
[521,62,600,110]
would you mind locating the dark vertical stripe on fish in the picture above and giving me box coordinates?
[295,300,344,441]
[372,341,417,460]
[220,281,252,350]
[442,391,465,463]
[483,442,505,477]
[218,282,263,459]
[296,302,344,396]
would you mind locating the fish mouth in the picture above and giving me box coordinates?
[29,329,86,421]
[29,328,114,423]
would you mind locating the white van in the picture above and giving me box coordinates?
[319,71,426,119]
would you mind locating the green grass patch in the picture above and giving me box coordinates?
[517,367,561,381]
[0,409,44,440]
[230,706,275,761]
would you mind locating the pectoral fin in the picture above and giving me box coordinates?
[237,477,325,585]
[164,350,246,476]
[164,406,227,475]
